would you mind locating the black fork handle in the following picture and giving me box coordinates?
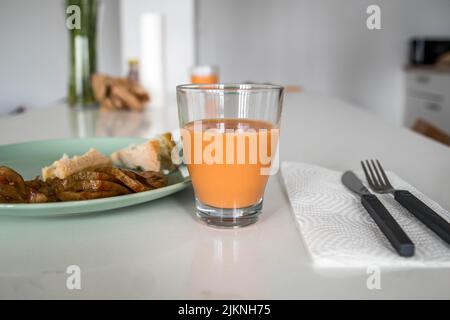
[361,194,415,257]
[394,190,450,244]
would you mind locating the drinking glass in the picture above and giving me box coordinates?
[190,65,219,84]
[176,84,284,228]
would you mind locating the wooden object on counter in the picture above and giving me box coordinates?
[91,74,150,111]
[404,64,450,73]
[436,52,450,68]
[412,119,450,147]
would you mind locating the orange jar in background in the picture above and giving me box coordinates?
[191,66,219,84]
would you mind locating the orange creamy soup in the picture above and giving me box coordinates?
[182,118,279,208]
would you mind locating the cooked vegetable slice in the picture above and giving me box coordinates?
[57,191,121,201]
[0,194,7,203]
[55,180,131,194]
[0,184,25,202]
[66,171,119,183]
[135,171,167,189]
[94,167,149,192]
[0,166,26,196]
[28,191,49,203]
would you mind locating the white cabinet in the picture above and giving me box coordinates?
[404,69,450,132]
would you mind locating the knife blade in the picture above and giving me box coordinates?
[342,171,372,196]
[342,171,415,257]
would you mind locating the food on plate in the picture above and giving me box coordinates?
[0,184,25,203]
[111,133,177,173]
[25,177,58,203]
[42,148,112,181]
[0,164,167,204]
[54,179,131,195]
[93,166,149,193]
[0,135,180,204]
[56,191,123,202]
[0,166,26,196]
[134,171,168,189]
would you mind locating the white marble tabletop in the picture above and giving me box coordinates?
[0,93,449,299]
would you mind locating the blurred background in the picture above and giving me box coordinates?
[0,0,449,143]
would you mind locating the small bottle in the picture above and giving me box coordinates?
[128,59,140,83]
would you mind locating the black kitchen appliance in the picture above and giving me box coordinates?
[409,38,450,65]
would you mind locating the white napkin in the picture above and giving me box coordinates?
[281,162,450,268]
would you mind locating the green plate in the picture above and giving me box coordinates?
[0,138,191,217]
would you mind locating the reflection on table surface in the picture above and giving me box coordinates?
[0,97,180,145]
[68,101,179,139]
[69,106,151,138]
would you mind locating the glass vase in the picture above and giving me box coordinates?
[66,0,98,107]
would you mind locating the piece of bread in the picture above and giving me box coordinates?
[42,148,112,181]
[92,74,150,111]
[111,133,177,172]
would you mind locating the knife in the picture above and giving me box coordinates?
[342,171,415,257]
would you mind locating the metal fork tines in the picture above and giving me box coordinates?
[361,159,394,194]
[361,159,450,244]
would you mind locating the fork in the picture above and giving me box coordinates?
[361,159,450,244]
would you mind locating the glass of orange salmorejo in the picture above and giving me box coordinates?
[190,66,219,84]
[176,84,285,228]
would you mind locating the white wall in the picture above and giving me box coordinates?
[197,0,450,124]
[0,0,121,114]
[119,0,195,95]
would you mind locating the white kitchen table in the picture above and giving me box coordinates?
[0,93,449,299]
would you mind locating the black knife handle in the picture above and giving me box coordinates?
[361,194,415,257]
[394,190,450,244]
